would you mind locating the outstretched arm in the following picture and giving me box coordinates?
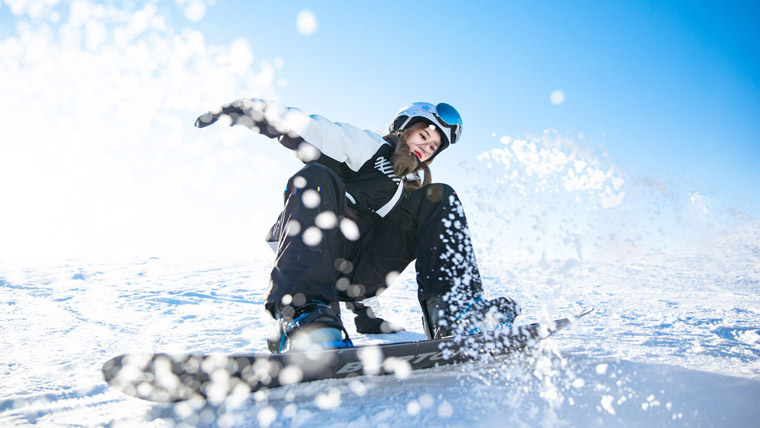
[195,98,385,171]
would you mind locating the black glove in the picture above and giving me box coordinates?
[350,302,405,334]
[194,99,285,139]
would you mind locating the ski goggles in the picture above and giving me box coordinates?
[432,102,463,145]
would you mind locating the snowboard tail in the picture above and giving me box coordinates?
[102,308,592,403]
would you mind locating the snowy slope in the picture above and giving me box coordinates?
[1,241,759,427]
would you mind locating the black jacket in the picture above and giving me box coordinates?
[235,99,417,218]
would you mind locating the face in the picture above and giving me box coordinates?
[404,125,442,162]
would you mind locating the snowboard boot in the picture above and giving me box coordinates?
[267,301,354,353]
[421,295,520,340]
[348,301,406,335]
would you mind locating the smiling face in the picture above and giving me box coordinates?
[403,123,442,162]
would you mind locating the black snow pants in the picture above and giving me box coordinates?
[264,163,485,318]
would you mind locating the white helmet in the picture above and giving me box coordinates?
[389,102,463,156]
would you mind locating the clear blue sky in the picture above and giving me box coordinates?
[193,0,759,210]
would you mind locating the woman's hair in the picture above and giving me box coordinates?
[384,121,433,193]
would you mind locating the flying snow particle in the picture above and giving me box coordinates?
[285,220,301,236]
[302,189,320,208]
[229,38,254,74]
[302,227,322,246]
[283,404,298,418]
[257,406,277,427]
[349,380,367,396]
[601,395,616,415]
[340,218,360,241]
[550,90,565,105]
[383,357,412,379]
[438,401,453,417]
[358,345,383,375]
[315,211,337,229]
[385,271,399,287]
[690,192,710,214]
[315,387,341,409]
[419,394,434,408]
[279,365,303,385]
[407,400,421,415]
[293,176,307,188]
[336,278,350,291]
[183,0,206,22]
[347,284,366,298]
[296,142,320,162]
[226,384,252,409]
[297,10,317,36]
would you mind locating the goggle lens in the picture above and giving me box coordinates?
[435,103,462,128]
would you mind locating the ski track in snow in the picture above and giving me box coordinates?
[1,248,759,427]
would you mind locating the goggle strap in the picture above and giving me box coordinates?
[431,114,456,145]
[398,116,414,132]
[397,110,459,145]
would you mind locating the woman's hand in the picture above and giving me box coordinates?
[194,98,284,139]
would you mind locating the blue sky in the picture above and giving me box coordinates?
[1,0,758,258]
[195,0,759,207]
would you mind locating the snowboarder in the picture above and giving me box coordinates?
[195,100,520,353]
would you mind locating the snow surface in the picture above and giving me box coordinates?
[1,230,759,427]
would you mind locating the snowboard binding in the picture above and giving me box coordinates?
[421,295,521,340]
[267,301,354,353]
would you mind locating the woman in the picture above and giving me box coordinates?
[195,100,519,353]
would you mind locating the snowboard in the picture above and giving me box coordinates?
[102,308,592,403]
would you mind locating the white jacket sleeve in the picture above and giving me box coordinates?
[264,100,386,172]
